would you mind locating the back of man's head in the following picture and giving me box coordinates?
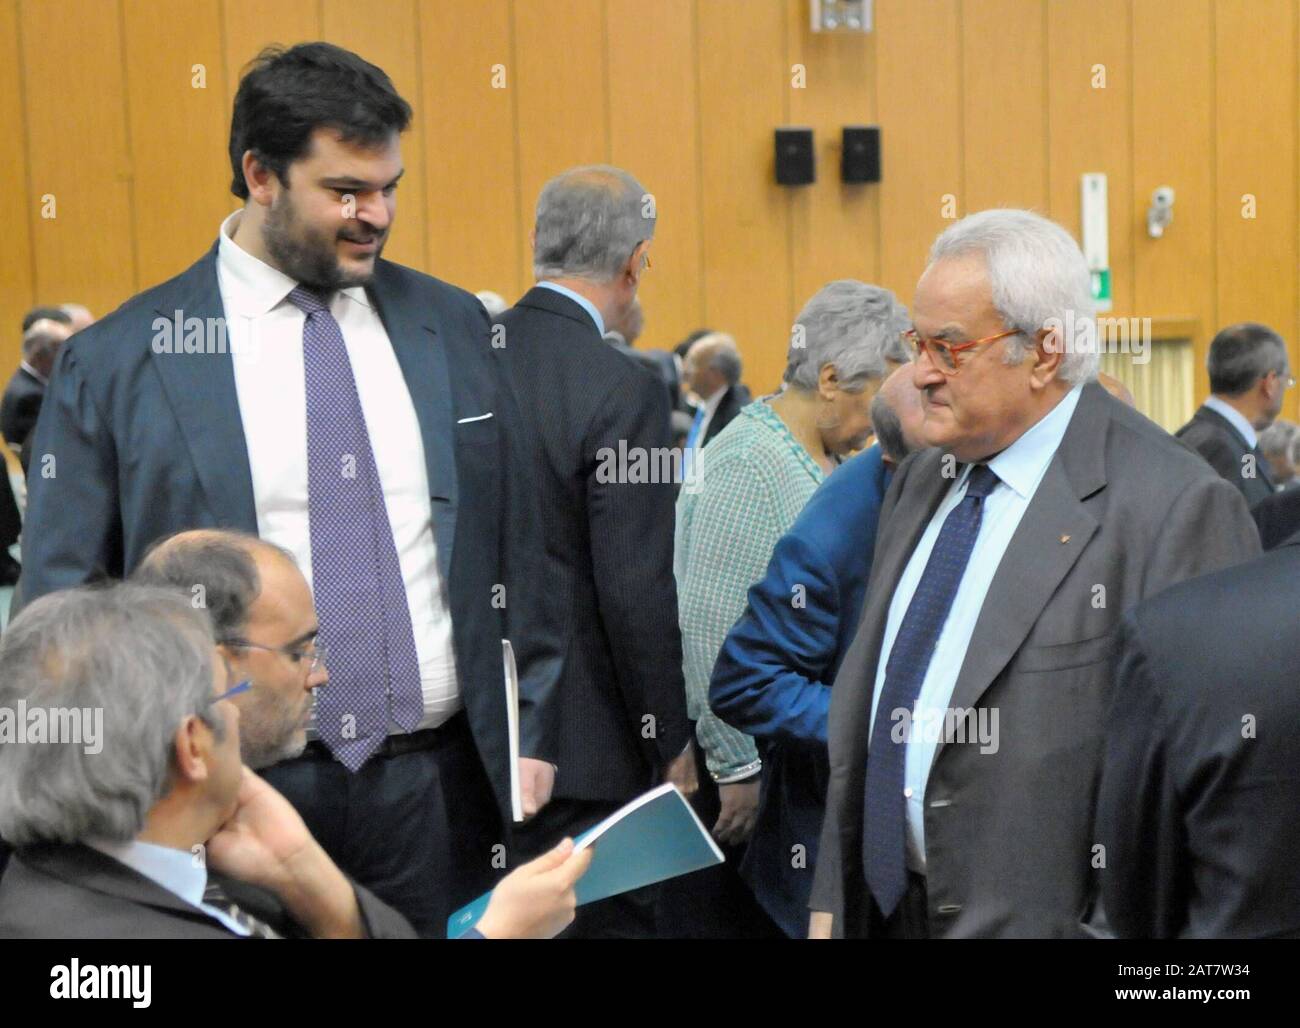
[1207,322,1289,396]
[0,584,222,847]
[533,165,655,282]
[21,306,71,333]
[21,320,72,373]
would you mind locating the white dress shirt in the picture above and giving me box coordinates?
[1203,395,1258,449]
[216,211,459,733]
[87,838,251,936]
[867,385,1084,870]
[693,384,729,447]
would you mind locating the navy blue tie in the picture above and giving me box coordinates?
[863,462,1000,916]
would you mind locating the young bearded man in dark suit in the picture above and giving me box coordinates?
[15,43,561,938]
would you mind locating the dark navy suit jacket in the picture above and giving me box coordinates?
[710,445,891,936]
[15,243,561,823]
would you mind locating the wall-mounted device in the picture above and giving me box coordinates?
[775,128,815,186]
[1080,173,1112,312]
[811,0,873,33]
[1147,186,1175,238]
[841,126,881,183]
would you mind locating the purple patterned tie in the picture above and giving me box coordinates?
[289,286,424,771]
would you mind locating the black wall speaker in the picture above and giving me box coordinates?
[775,128,815,186]
[842,125,881,183]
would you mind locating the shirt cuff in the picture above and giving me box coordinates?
[714,759,762,785]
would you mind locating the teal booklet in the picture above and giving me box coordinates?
[447,783,725,938]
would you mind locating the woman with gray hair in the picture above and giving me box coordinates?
[666,279,907,935]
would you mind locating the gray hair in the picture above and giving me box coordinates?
[533,165,656,282]
[929,209,1099,385]
[1259,419,1299,459]
[1207,322,1289,395]
[784,280,909,393]
[0,584,223,846]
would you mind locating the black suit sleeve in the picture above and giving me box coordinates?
[585,368,690,766]
[1097,612,1188,939]
[13,343,123,615]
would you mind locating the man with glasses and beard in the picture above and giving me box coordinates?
[15,43,560,939]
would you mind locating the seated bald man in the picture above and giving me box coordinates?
[129,529,593,937]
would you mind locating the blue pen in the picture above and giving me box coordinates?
[212,679,252,703]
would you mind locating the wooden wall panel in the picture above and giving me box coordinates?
[1131,0,1214,405]
[1047,0,1134,317]
[962,0,1048,214]
[1,0,35,375]
[322,0,429,270]
[1215,0,1299,418]
[786,0,880,312]
[222,0,321,99]
[10,0,1300,423]
[418,0,520,300]
[122,0,231,289]
[698,0,790,394]
[876,0,961,309]
[511,0,609,292]
[19,0,136,322]
[607,0,703,350]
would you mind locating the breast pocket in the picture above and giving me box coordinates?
[1015,632,1114,673]
[455,414,499,448]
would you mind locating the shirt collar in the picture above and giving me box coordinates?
[19,361,48,386]
[87,837,207,910]
[976,384,1085,500]
[1203,395,1258,449]
[701,385,729,416]
[217,210,372,318]
[535,281,605,336]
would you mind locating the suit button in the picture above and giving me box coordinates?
[936,904,962,915]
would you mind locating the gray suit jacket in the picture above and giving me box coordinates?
[811,382,1260,938]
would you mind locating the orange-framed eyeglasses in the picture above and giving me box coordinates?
[901,327,1020,375]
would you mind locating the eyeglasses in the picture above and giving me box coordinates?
[221,638,329,678]
[901,327,1021,375]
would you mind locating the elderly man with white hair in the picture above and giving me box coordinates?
[666,279,908,937]
[810,209,1260,940]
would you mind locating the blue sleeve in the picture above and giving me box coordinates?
[708,528,838,747]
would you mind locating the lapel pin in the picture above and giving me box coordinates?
[1060,534,1071,544]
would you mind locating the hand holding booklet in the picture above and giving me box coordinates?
[447,782,725,938]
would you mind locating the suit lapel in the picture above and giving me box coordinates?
[369,262,458,580]
[148,244,258,532]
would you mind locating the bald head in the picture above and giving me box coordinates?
[60,304,94,333]
[134,529,321,770]
[134,530,297,641]
[686,332,741,400]
[871,362,927,465]
[22,319,72,378]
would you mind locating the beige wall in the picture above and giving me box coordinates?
[4,0,1300,417]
